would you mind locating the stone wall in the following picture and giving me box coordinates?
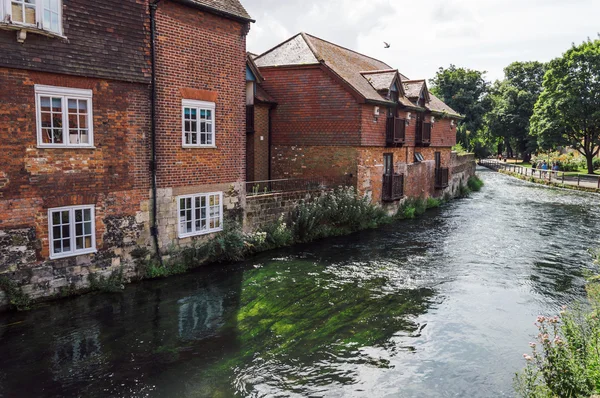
[155,182,245,250]
[447,153,477,196]
[0,209,149,311]
[244,190,325,231]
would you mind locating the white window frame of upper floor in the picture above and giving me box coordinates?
[1,0,63,35]
[177,192,223,238]
[48,204,97,260]
[35,85,94,148]
[181,99,216,148]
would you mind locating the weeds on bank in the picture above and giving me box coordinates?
[515,250,600,398]
[88,181,485,286]
[467,175,484,192]
[0,276,31,311]
[88,267,125,293]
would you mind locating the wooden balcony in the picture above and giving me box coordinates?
[246,105,254,133]
[435,167,449,189]
[386,117,406,146]
[382,173,404,202]
[416,122,431,146]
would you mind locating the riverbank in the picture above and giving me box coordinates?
[479,159,600,194]
[0,177,483,312]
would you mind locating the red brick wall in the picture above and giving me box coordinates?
[271,146,358,182]
[154,1,247,188]
[260,66,362,147]
[430,118,456,147]
[251,103,270,181]
[360,104,390,146]
[0,68,150,257]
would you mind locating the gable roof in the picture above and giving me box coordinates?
[178,0,253,22]
[255,32,461,116]
[426,93,462,118]
[402,80,429,101]
[255,32,403,105]
[361,70,398,91]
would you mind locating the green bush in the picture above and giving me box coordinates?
[452,143,469,155]
[467,175,484,192]
[458,183,471,198]
[0,276,31,311]
[204,222,247,263]
[397,197,433,219]
[292,187,389,242]
[143,258,189,279]
[260,216,293,249]
[426,197,442,209]
[515,251,600,397]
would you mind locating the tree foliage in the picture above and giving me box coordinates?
[486,61,546,160]
[429,64,492,144]
[531,38,600,174]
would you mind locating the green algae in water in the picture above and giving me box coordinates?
[192,258,434,396]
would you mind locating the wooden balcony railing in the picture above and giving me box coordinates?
[386,117,406,146]
[246,104,254,133]
[416,122,431,146]
[382,173,404,202]
[435,167,449,189]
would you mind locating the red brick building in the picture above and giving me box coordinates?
[0,0,252,304]
[253,33,462,204]
[152,0,253,248]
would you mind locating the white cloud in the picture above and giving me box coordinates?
[244,0,600,82]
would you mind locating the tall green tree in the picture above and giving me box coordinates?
[429,65,492,149]
[531,38,600,174]
[486,61,546,160]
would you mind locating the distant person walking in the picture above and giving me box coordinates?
[541,161,548,176]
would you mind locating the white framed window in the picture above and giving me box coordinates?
[48,205,96,259]
[182,99,215,147]
[2,0,63,35]
[35,85,94,148]
[177,192,223,238]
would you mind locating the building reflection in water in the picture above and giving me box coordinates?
[178,286,225,341]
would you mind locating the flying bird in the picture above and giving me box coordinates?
[384,42,391,48]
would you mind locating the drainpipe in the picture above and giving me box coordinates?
[150,0,162,262]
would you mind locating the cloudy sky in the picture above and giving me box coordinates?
[244,0,600,82]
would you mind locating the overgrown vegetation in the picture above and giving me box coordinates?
[467,175,484,192]
[0,276,31,311]
[452,143,469,155]
[515,250,600,397]
[88,268,125,293]
[292,187,389,242]
[133,183,486,281]
[397,197,427,219]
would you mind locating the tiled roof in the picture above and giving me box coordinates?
[426,93,461,117]
[255,34,319,67]
[403,80,426,98]
[255,32,460,116]
[256,84,276,104]
[184,0,253,21]
[361,70,397,91]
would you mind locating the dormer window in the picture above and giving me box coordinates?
[1,0,62,35]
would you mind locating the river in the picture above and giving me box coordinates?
[0,167,599,398]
